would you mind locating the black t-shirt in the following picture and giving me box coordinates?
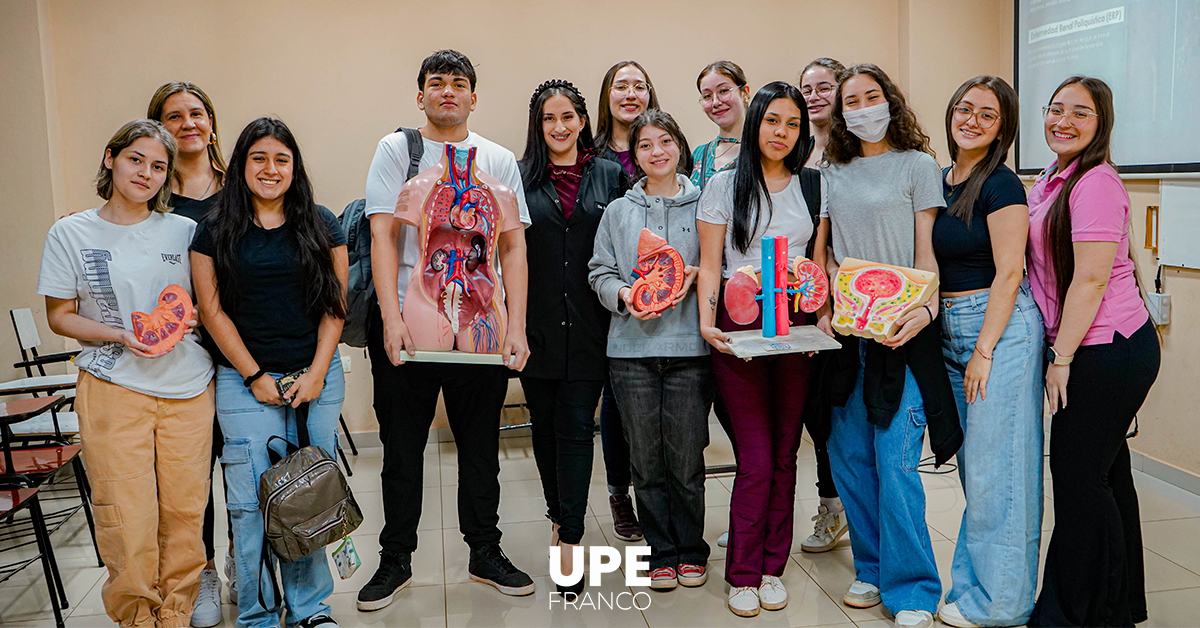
[932,164,1027,292]
[190,206,347,373]
[170,192,218,222]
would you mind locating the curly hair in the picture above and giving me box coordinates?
[823,63,933,165]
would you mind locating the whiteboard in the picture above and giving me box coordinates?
[1158,181,1200,270]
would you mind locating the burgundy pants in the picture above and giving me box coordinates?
[714,292,812,588]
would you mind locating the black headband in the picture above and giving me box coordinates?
[529,79,584,113]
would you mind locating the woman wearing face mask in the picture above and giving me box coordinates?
[795,56,851,556]
[147,81,234,627]
[821,64,960,628]
[589,109,708,594]
[696,81,830,617]
[593,61,662,542]
[935,76,1044,628]
[39,120,214,628]
[518,79,625,598]
[691,60,750,189]
[1026,76,1159,628]
[191,117,347,628]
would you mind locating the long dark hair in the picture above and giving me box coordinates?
[945,76,1019,227]
[626,109,693,182]
[730,81,810,254]
[208,117,346,320]
[519,80,595,189]
[1042,76,1116,321]
[825,63,932,165]
[594,61,660,152]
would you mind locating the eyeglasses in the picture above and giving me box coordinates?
[1043,106,1099,124]
[611,82,651,95]
[699,86,738,107]
[952,105,1000,129]
[800,83,836,99]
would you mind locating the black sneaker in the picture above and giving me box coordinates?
[297,613,338,628]
[356,551,412,611]
[468,543,535,596]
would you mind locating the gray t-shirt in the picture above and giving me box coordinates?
[822,150,945,267]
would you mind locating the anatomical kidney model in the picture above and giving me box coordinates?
[723,236,829,337]
[629,228,685,314]
[131,284,193,354]
[394,144,522,354]
[831,257,938,341]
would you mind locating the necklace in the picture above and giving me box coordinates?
[714,137,740,161]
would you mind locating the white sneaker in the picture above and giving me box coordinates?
[718,531,729,548]
[842,580,881,608]
[758,575,788,611]
[938,602,982,628]
[801,504,848,553]
[223,555,238,605]
[728,586,760,617]
[895,609,934,628]
[190,568,222,628]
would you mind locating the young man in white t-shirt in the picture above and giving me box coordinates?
[356,49,534,611]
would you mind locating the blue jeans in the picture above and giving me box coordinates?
[940,282,1044,626]
[216,355,344,628]
[828,343,940,614]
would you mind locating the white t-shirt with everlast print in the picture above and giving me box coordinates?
[37,209,214,399]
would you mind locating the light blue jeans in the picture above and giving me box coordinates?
[828,342,941,614]
[939,282,1044,626]
[216,354,343,628]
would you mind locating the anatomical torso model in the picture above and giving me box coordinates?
[831,257,938,342]
[395,144,523,354]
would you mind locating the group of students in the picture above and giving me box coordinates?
[35,47,1160,628]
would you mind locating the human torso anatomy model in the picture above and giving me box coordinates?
[395,144,522,353]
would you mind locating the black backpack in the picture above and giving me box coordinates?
[339,127,424,347]
[799,167,822,259]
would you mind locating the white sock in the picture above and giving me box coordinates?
[821,497,844,512]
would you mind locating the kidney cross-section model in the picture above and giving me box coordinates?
[628,228,685,314]
[130,284,193,354]
[831,257,938,341]
[394,144,523,354]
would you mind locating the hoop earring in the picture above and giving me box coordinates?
[209,133,217,146]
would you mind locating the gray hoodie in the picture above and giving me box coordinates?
[588,175,706,358]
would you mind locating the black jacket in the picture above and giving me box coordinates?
[826,326,963,466]
[521,157,627,380]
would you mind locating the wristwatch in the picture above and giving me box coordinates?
[1050,346,1074,366]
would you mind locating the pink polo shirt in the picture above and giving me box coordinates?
[1027,160,1148,345]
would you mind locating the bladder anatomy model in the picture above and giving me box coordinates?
[724,235,829,338]
[831,257,938,342]
[394,144,523,357]
[628,228,685,314]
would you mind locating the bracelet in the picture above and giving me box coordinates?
[244,369,268,388]
[974,346,993,361]
[923,304,934,322]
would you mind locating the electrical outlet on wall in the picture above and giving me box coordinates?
[1146,292,1171,326]
[341,354,352,373]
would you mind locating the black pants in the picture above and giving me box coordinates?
[368,304,508,554]
[812,430,838,499]
[201,417,231,562]
[1030,320,1159,628]
[520,377,602,545]
[598,380,632,490]
[609,356,714,570]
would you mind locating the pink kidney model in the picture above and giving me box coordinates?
[394,144,522,354]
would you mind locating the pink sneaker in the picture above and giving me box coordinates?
[677,564,707,587]
[648,566,677,590]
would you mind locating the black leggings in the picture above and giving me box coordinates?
[1030,320,1160,627]
[201,416,232,562]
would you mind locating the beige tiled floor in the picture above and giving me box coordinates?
[5,424,1200,627]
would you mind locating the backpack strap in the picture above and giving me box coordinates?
[400,127,424,181]
[799,168,822,258]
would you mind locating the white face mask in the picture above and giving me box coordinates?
[843,101,891,143]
